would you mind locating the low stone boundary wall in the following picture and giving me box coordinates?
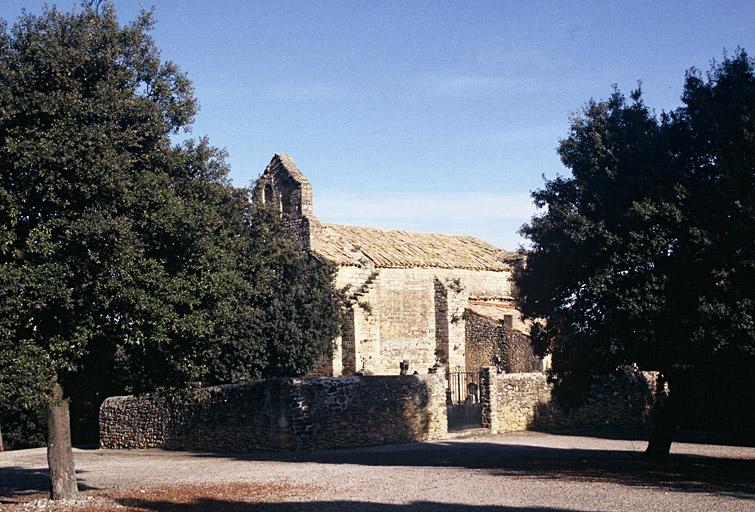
[480,368,659,434]
[100,374,447,451]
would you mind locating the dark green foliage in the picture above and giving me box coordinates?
[518,85,680,395]
[0,406,47,450]
[0,4,341,448]
[240,205,341,380]
[114,203,342,394]
[517,51,755,434]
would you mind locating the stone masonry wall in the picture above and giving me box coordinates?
[336,267,513,376]
[480,367,659,434]
[465,311,541,373]
[443,278,469,371]
[372,269,436,374]
[353,283,381,373]
[100,374,447,451]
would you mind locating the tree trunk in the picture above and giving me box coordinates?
[47,380,78,500]
[645,375,678,460]
[0,423,4,452]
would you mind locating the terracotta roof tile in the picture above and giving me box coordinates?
[314,223,514,271]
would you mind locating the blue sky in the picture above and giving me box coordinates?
[2,1,754,249]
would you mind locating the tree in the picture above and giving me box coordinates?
[113,200,342,395]
[517,51,755,458]
[0,4,341,498]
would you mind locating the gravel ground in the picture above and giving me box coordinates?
[1,430,754,511]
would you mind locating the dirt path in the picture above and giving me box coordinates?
[2,431,754,511]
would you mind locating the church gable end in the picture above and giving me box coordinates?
[253,153,316,248]
[253,153,314,218]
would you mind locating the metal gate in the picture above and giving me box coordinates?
[446,370,482,430]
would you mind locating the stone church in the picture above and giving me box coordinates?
[253,154,540,377]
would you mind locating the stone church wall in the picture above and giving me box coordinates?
[100,374,447,451]
[334,265,375,291]
[443,268,513,300]
[336,266,514,376]
[372,268,437,374]
[479,368,659,434]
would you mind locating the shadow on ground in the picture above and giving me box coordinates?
[0,466,95,503]
[542,427,755,447]
[190,440,755,499]
[113,499,582,512]
[1,434,753,504]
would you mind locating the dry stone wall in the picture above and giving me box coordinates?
[465,311,541,373]
[100,374,447,451]
[480,367,659,434]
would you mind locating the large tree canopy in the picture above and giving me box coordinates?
[0,4,341,496]
[517,51,755,457]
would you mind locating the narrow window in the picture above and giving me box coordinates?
[282,191,294,213]
[503,314,514,329]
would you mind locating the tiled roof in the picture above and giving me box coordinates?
[314,222,514,271]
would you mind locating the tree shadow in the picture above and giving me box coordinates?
[190,440,755,499]
[3,436,753,505]
[540,426,755,447]
[0,466,96,503]
[114,498,583,512]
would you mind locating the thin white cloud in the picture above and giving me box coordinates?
[316,190,534,222]
[473,124,569,147]
[421,73,539,98]
[314,190,540,249]
[417,69,600,100]
[418,74,507,98]
[259,81,357,102]
[426,75,504,96]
